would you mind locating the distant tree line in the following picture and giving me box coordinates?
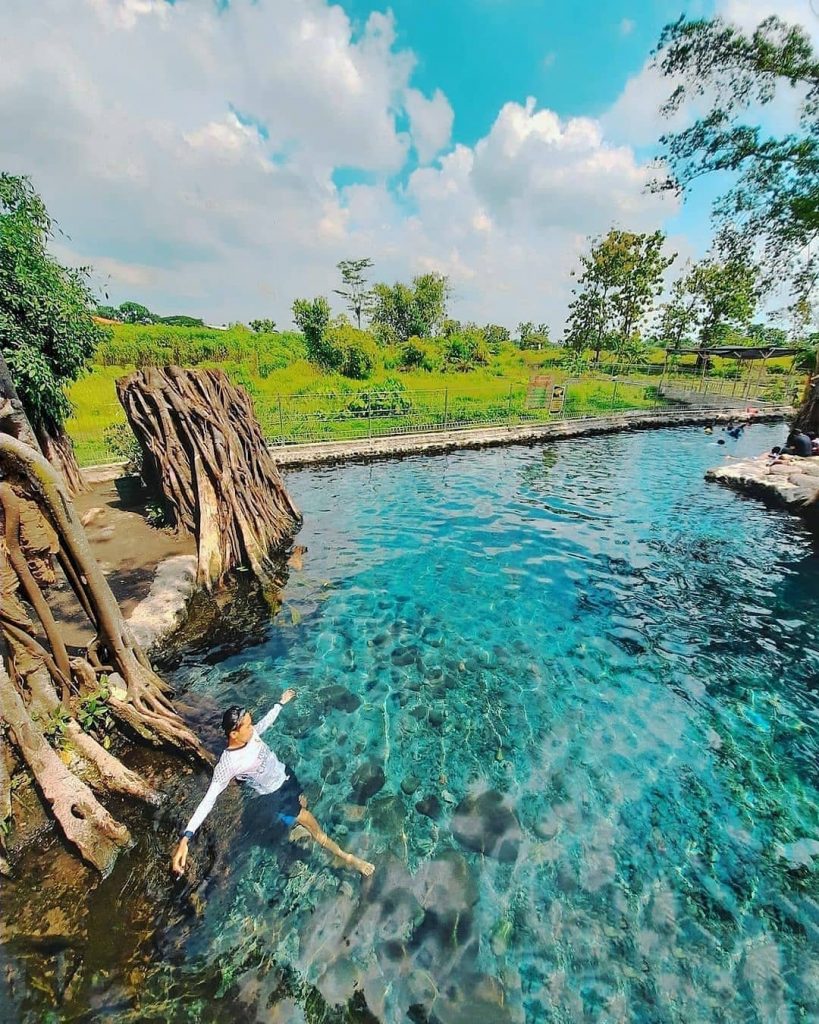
[95,300,205,328]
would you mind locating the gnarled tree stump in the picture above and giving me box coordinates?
[117,367,301,589]
[0,432,211,874]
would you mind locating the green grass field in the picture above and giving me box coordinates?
[64,324,800,465]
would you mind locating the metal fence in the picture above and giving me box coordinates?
[257,378,670,446]
[68,373,792,467]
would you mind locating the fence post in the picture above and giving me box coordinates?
[612,378,619,407]
[367,392,372,437]
[278,395,284,440]
[443,388,449,430]
[507,382,513,426]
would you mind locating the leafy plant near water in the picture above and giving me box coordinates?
[43,705,72,748]
[77,680,115,747]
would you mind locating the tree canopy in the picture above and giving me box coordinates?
[334,258,374,330]
[564,230,675,361]
[653,14,819,304]
[370,273,449,344]
[0,174,103,433]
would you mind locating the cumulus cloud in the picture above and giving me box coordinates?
[1,0,677,331]
[405,88,454,164]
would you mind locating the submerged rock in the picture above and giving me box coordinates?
[415,795,443,821]
[317,685,361,714]
[401,774,421,796]
[451,790,522,862]
[428,707,446,728]
[349,762,386,803]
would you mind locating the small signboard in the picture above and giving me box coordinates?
[549,384,565,415]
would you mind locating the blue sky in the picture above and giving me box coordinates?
[0,0,807,328]
[340,0,692,140]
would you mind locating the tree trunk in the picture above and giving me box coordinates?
[35,419,85,495]
[794,375,819,435]
[0,432,210,759]
[0,728,12,876]
[117,366,301,589]
[0,350,84,495]
[0,350,39,450]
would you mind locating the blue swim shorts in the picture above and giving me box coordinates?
[269,770,302,828]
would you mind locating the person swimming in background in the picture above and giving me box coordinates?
[171,691,375,879]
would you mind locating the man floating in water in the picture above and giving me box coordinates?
[171,690,375,878]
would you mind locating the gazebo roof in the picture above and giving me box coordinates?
[668,346,800,361]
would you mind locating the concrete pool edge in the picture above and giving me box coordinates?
[268,406,791,468]
[80,405,791,479]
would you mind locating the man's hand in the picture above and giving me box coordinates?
[172,837,189,876]
[280,688,296,704]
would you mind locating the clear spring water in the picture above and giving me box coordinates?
[88,426,819,1020]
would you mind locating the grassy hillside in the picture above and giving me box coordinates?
[65,323,799,465]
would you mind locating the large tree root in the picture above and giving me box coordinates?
[24,663,161,806]
[0,431,212,876]
[0,664,130,875]
[36,420,85,496]
[0,728,12,876]
[0,433,209,761]
[117,366,301,588]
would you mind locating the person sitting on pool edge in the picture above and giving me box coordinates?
[171,690,375,879]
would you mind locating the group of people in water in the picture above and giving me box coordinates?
[704,417,819,462]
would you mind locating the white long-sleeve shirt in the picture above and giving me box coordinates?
[182,703,287,837]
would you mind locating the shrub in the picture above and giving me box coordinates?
[346,377,410,416]
[104,422,143,474]
[400,336,439,372]
[323,324,379,379]
[442,329,489,371]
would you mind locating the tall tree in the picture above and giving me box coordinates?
[610,230,676,340]
[292,296,332,366]
[370,273,448,343]
[653,14,819,304]
[658,264,700,351]
[687,257,757,345]
[564,231,672,362]
[0,174,104,492]
[334,258,374,329]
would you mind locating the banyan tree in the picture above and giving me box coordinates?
[117,366,301,589]
[0,432,211,875]
[1,174,105,495]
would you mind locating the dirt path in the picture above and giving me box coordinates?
[50,479,195,649]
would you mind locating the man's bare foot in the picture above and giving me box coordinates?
[350,855,375,877]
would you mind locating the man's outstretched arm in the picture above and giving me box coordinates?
[171,764,232,876]
[256,688,297,735]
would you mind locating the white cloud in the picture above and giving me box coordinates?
[404,88,454,164]
[542,51,556,69]
[0,0,677,333]
[720,0,819,43]
[619,18,636,37]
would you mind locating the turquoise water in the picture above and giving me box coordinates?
[89,426,819,1019]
